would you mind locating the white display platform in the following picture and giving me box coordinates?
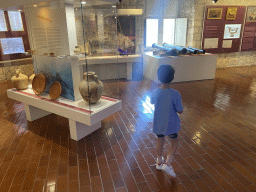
[7,85,122,141]
[143,52,217,83]
[73,54,142,80]
[71,54,142,101]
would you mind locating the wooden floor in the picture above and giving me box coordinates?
[0,66,256,192]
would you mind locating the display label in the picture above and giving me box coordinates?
[0,37,25,55]
[0,11,7,31]
[222,40,233,48]
[8,11,24,31]
[204,38,219,49]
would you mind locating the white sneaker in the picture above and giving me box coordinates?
[161,164,176,177]
[156,157,164,170]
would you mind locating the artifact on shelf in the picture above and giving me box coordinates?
[11,69,29,90]
[74,46,81,55]
[163,43,187,54]
[49,52,55,56]
[152,43,177,56]
[79,71,103,104]
[29,74,35,84]
[32,73,46,95]
[49,81,62,100]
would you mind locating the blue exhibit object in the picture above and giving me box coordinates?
[163,43,187,54]
[152,43,177,56]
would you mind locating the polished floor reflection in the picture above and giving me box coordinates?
[0,66,256,192]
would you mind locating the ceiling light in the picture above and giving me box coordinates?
[212,0,218,3]
[34,4,37,7]
[112,5,116,7]
[18,10,22,12]
[81,1,86,4]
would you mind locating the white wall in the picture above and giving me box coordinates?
[65,4,77,55]
[145,0,178,18]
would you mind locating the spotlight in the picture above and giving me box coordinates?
[33,4,37,7]
[212,0,218,3]
[81,1,86,4]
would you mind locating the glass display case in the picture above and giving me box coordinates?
[5,0,142,141]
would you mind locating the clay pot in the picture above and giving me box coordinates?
[79,72,103,104]
[29,74,35,84]
[11,69,29,90]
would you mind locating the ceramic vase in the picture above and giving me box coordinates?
[79,72,103,104]
[11,69,29,90]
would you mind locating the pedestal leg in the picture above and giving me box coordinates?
[127,62,132,80]
[24,104,52,121]
[69,119,101,141]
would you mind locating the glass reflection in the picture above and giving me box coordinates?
[213,91,230,111]
[142,95,154,114]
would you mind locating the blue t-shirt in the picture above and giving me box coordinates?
[150,88,183,135]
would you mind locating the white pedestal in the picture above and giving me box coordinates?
[24,104,52,121]
[143,52,217,83]
[69,120,101,141]
[7,85,122,141]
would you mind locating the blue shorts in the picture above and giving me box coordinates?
[157,133,178,139]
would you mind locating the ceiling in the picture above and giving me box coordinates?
[0,0,118,11]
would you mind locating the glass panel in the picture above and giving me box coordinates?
[0,11,7,31]
[163,19,175,45]
[146,19,158,47]
[8,11,24,31]
[78,1,120,113]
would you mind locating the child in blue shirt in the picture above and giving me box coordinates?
[150,65,183,177]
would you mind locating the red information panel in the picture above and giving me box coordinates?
[241,7,256,51]
[202,6,246,53]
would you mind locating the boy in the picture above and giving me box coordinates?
[150,65,183,177]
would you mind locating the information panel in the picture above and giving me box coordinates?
[0,37,25,55]
[8,11,24,31]
[0,11,7,31]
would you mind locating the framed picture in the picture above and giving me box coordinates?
[247,6,256,22]
[226,7,238,20]
[207,8,223,20]
[223,24,242,39]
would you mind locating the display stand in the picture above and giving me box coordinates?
[143,52,217,83]
[7,85,122,141]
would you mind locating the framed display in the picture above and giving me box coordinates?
[207,8,223,20]
[223,24,242,39]
[226,7,238,20]
[246,6,256,22]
